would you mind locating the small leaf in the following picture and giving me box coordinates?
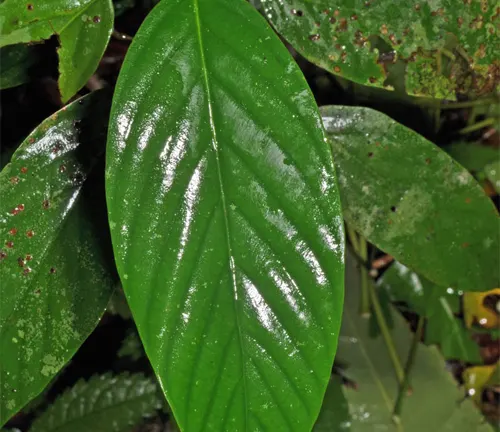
[313,375,351,431]
[30,373,163,432]
[0,0,114,101]
[0,91,117,426]
[464,288,500,329]
[0,44,37,89]
[260,0,499,97]
[380,262,481,363]
[117,329,144,361]
[463,364,500,405]
[338,251,492,431]
[106,0,345,430]
[321,105,499,292]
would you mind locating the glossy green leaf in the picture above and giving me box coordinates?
[321,105,500,292]
[106,0,345,430]
[313,375,351,431]
[0,0,114,101]
[338,251,492,431]
[0,44,37,89]
[30,373,163,432]
[0,91,117,426]
[260,0,500,97]
[380,262,481,363]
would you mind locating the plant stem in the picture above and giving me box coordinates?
[459,117,496,134]
[392,315,425,421]
[367,281,405,384]
[358,235,370,317]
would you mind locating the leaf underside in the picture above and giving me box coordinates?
[321,105,499,292]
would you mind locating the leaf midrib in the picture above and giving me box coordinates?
[192,0,249,430]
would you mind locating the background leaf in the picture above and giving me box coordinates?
[379,262,482,363]
[321,105,499,292]
[0,91,117,426]
[260,0,500,97]
[30,373,162,432]
[0,0,114,101]
[337,251,492,431]
[106,0,345,430]
[0,45,37,90]
[313,375,351,431]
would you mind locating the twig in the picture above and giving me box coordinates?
[368,281,405,384]
[392,315,425,423]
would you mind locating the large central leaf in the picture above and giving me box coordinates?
[106,0,344,430]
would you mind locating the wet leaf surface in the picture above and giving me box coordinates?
[0,91,117,425]
[380,262,481,363]
[321,105,500,292]
[0,0,114,101]
[106,0,345,430]
[260,0,500,97]
[337,251,492,431]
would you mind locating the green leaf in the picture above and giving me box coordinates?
[106,0,345,430]
[338,251,492,431]
[260,0,500,98]
[380,262,482,363]
[0,44,37,89]
[484,160,500,193]
[117,329,144,361]
[0,91,117,426]
[0,0,114,101]
[321,105,499,292]
[445,141,499,174]
[30,373,163,432]
[313,375,351,431]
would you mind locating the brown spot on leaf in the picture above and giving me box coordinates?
[457,17,464,27]
[43,200,50,209]
[17,257,25,267]
[23,267,32,275]
[338,18,348,31]
[329,17,337,24]
[351,14,358,21]
[27,3,33,11]
[425,158,431,164]
[28,137,35,144]
[20,167,28,174]
[309,34,320,41]
[26,230,34,238]
[334,66,341,73]
[10,176,19,185]
[465,197,471,203]
[291,9,303,17]
[6,241,14,248]
[368,152,374,157]
[380,24,389,35]
[414,4,421,11]
[0,251,7,260]
[9,228,17,235]
[462,242,470,248]
[49,267,57,274]
[25,254,32,261]
[59,165,66,173]
[93,15,101,23]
